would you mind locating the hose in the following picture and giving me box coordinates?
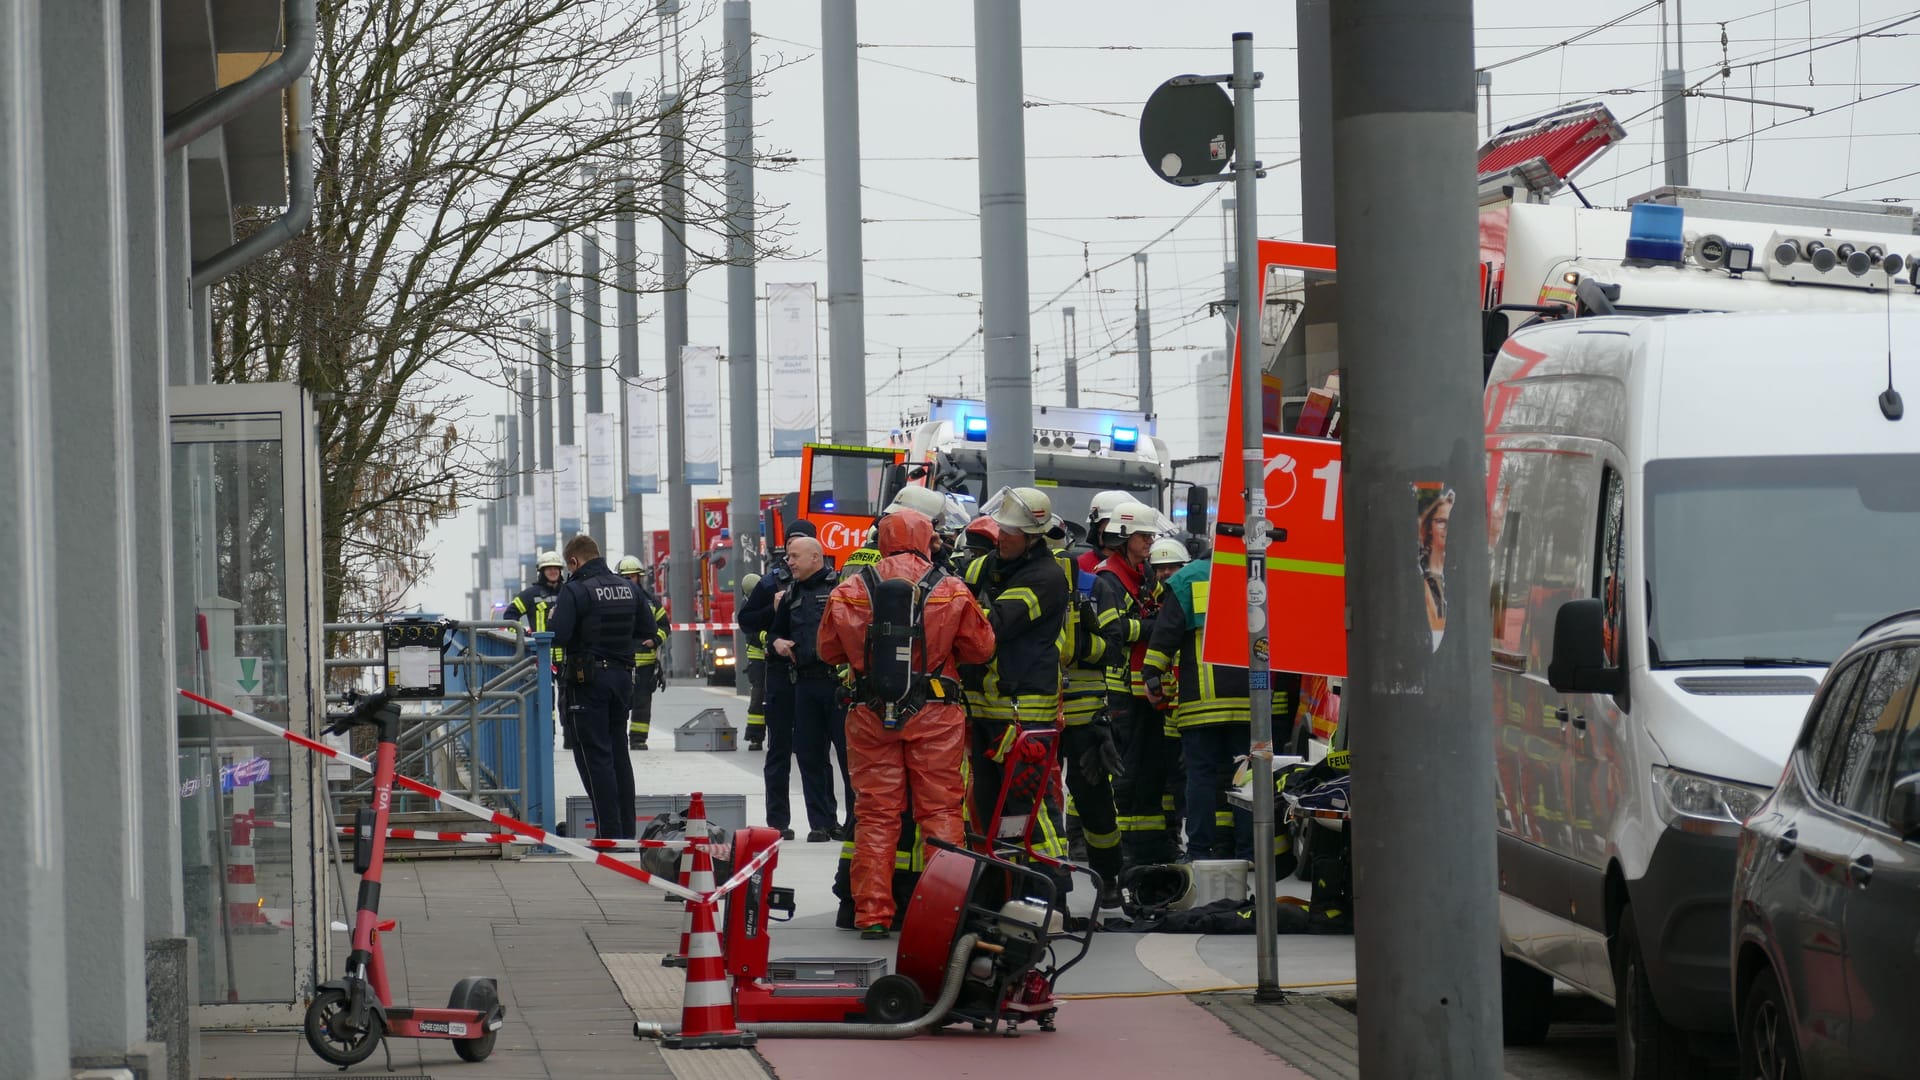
[633,932,981,1042]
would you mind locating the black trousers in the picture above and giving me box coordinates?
[571,665,636,839]
[1114,694,1176,866]
[1060,722,1123,886]
[628,668,655,737]
[792,675,844,832]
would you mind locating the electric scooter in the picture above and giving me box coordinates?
[303,689,505,1067]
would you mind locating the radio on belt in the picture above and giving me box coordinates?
[383,615,453,699]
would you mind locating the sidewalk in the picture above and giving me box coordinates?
[198,685,1615,1079]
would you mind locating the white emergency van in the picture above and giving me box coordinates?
[1486,306,1920,1077]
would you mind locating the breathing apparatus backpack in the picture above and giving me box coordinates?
[857,564,955,729]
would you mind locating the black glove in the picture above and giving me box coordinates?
[654,665,668,691]
[1080,717,1124,781]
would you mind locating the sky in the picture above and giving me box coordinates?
[414,0,1920,618]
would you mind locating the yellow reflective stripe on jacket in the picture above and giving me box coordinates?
[1142,648,1174,673]
[998,586,1041,621]
[1190,579,1209,616]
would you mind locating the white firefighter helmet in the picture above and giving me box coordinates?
[537,550,564,570]
[1088,490,1132,527]
[1109,501,1162,538]
[1149,538,1191,566]
[884,485,947,521]
[985,486,1054,535]
[616,555,643,575]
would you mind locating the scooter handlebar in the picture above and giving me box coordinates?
[323,689,399,736]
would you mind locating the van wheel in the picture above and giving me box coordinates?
[1614,904,1698,1080]
[1500,955,1554,1046]
[1291,819,1315,881]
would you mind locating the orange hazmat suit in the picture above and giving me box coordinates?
[819,510,996,929]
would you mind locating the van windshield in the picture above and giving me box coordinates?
[1645,455,1920,666]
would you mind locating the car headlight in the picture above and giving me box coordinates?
[1651,765,1770,836]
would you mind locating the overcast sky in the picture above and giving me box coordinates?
[416,0,1920,617]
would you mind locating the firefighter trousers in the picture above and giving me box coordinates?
[1114,695,1176,866]
[1059,723,1123,887]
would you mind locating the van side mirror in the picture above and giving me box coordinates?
[1546,598,1625,695]
[1887,773,1920,842]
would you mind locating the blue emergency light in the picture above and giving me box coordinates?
[1625,203,1685,264]
[962,415,988,442]
[822,499,836,511]
[1110,424,1139,452]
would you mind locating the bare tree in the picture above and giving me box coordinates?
[212,0,791,620]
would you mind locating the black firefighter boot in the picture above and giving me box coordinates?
[628,728,648,751]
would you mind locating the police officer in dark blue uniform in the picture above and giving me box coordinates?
[551,534,656,840]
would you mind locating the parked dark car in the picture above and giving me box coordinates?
[1732,610,1920,1079]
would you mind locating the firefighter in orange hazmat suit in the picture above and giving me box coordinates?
[818,509,996,937]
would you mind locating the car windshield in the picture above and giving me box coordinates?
[1645,454,1920,666]
[954,470,1157,527]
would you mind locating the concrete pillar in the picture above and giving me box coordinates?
[0,2,74,1076]
[42,0,151,1062]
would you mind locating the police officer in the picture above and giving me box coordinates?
[740,520,816,839]
[769,534,847,842]
[739,572,767,751]
[961,487,1069,849]
[618,555,669,751]
[551,535,655,841]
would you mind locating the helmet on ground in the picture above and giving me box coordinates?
[740,572,761,594]
[537,550,563,570]
[884,485,947,520]
[1149,538,1191,567]
[1088,490,1132,528]
[984,486,1053,535]
[616,555,643,575]
[1109,501,1161,538]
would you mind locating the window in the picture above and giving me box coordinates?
[1882,683,1920,814]
[1806,658,1866,786]
[1595,465,1627,672]
[807,450,893,516]
[1822,646,1920,817]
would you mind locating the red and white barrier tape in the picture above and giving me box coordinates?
[670,622,739,632]
[335,826,722,853]
[177,688,698,902]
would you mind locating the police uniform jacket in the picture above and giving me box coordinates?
[551,557,655,665]
[770,566,839,679]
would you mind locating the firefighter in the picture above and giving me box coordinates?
[1053,514,1123,904]
[512,550,577,765]
[740,572,767,751]
[617,556,669,751]
[818,509,995,938]
[961,487,1069,852]
[1140,539,1262,861]
[1095,501,1178,867]
[1081,491,1133,575]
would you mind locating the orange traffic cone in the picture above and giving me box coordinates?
[661,793,709,969]
[661,896,754,1049]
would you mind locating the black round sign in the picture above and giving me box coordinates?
[1139,78,1235,186]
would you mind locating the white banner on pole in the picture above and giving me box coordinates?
[682,345,722,484]
[556,444,585,537]
[625,381,660,495]
[533,471,556,548]
[493,557,514,599]
[516,494,535,556]
[586,412,616,514]
[766,283,819,456]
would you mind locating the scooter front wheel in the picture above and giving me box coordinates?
[453,1028,497,1062]
[305,988,384,1067]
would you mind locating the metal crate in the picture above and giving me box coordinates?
[766,956,889,987]
[563,793,748,842]
[673,707,738,752]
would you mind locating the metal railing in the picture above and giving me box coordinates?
[321,620,556,829]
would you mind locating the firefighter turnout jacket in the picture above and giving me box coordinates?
[512,579,565,662]
[632,582,669,669]
[1057,550,1110,725]
[960,541,1068,723]
[1092,553,1153,698]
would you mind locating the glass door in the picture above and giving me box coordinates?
[170,383,326,1028]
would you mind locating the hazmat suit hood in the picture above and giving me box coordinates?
[878,509,934,558]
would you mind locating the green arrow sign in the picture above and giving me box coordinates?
[236,657,261,693]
